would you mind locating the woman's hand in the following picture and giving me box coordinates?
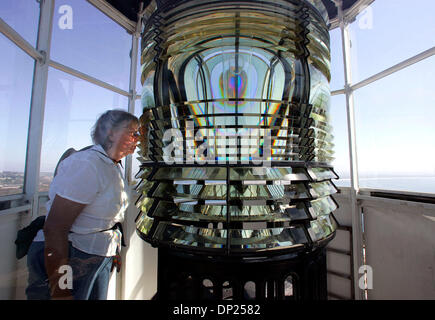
[111,254,122,273]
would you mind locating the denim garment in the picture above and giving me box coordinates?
[26,241,113,300]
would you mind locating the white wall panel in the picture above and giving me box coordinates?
[363,202,435,299]
[327,273,352,299]
[327,251,351,276]
[328,228,351,253]
[327,191,354,299]
[332,192,353,227]
[122,192,158,300]
[0,211,31,299]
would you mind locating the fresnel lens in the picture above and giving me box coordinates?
[135,0,338,300]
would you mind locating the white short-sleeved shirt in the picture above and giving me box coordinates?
[34,144,130,257]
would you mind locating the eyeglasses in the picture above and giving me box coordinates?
[125,129,140,138]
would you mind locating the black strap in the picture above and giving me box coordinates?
[91,149,123,168]
[68,223,126,248]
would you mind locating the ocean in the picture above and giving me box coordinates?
[334,176,435,195]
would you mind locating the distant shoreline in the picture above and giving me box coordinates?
[339,176,435,180]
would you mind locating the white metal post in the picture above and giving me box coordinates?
[336,0,365,300]
[124,3,144,186]
[120,4,143,300]
[23,0,55,217]
[125,34,140,185]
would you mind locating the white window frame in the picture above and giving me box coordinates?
[0,0,144,214]
[331,0,435,299]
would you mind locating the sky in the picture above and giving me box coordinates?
[0,0,434,191]
[0,0,139,174]
[327,0,435,179]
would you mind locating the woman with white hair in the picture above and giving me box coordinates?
[26,109,140,300]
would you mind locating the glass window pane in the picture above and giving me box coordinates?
[0,0,40,46]
[329,27,344,91]
[349,0,435,83]
[330,94,350,187]
[39,68,129,192]
[354,56,435,194]
[0,36,34,196]
[50,0,132,91]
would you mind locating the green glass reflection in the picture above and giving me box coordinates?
[136,196,154,211]
[149,201,311,223]
[152,167,227,180]
[229,167,309,182]
[308,215,337,242]
[307,196,337,219]
[151,221,309,250]
[308,181,337,198]
[152,201,226,222]
[153,183,227,199]
[307,167,338,181]
[282,203,311,221]
[153,222,227,249]
[229,184,310,200]
[136,213,155,236]
[229,226,308,249]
